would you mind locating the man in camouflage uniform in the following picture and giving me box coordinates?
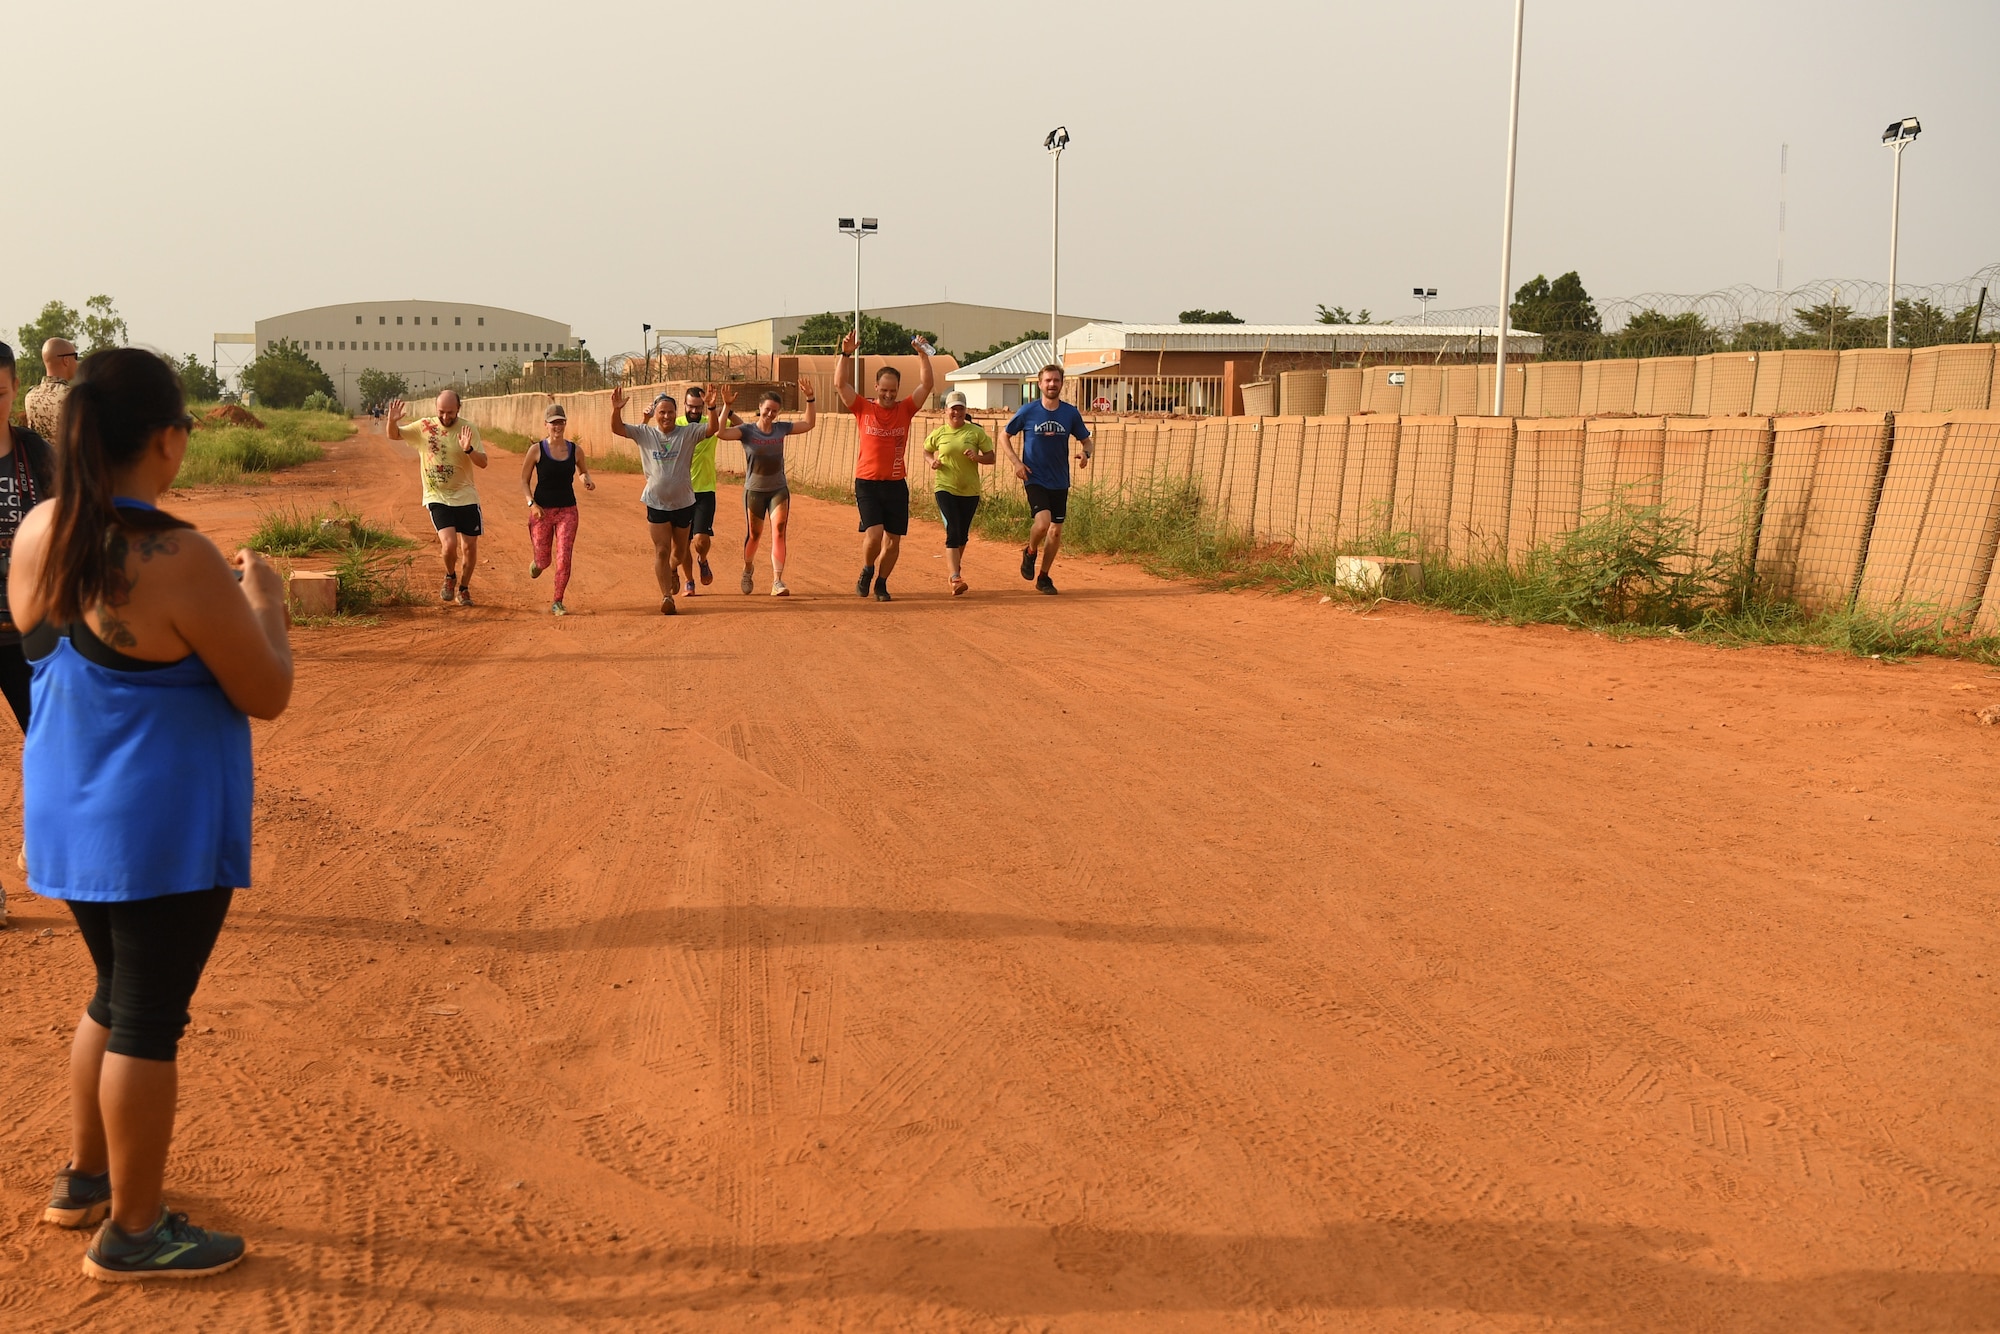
[22,339,78,441]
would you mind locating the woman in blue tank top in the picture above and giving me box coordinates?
[10,349,294,1282]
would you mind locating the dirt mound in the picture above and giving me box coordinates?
[200,404,264,430]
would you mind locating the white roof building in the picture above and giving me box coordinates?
[943,339,1057,410]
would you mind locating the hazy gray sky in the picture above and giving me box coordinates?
[10,0,1996,364]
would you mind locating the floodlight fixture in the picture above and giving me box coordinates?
[1881,115,1921,347]
[838,215,881,370]
[1882,117,1920,146]
[1045,128,1071,364]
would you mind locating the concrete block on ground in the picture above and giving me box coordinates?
[288,570,338,618]
[1336,555,1424,598]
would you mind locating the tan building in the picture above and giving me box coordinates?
[254,300,575,410]
[713,302,1109,360]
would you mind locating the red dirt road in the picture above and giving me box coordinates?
[2,427,1997,1331]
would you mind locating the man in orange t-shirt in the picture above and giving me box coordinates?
[835,330,934,601]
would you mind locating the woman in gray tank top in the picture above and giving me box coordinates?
[719,388,817,596]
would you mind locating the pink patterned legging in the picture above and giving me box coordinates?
[528,505,579,600]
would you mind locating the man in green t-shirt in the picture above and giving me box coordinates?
[923,391,996,595]
[675,385,730,595]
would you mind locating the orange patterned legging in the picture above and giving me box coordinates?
[528,505,578,601]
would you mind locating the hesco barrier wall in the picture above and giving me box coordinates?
[418,384,2000,626]
[1316,343,1999,418]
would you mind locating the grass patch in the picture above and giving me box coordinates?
[248,504,413,558]
[947,476,2000,667]
[480,425,535,454]
[581,446,644,475]
[247,504,418,616]
[177,408,353,487]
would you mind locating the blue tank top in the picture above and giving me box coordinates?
[22,503,253,901]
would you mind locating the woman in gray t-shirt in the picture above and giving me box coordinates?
[719,388,817,596]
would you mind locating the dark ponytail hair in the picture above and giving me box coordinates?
[41,348,192,623]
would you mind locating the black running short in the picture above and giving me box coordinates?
[69,887,235,1062]
[1024,483,1069,525]
[690,490,717,537]
[935,491,980,549]
[647,503,696,528]
[854,478,910,536]
[426,502,483,536]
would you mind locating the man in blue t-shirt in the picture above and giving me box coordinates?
[1002,364,1092,595]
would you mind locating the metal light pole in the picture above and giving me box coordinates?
[1492,0,1525,415]
[1045,127,1069,368]
[642,324,652,383]
[1413,287,1437,324]
[837,217,878,387]
[1882,117,1920,348]
[576,338,586,391]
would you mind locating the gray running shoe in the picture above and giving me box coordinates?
[83,1209,245,1282]
[740,568,755,595]
[43,1164,111,1229]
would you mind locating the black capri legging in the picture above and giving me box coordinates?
[0,640,32,731]
[68,887,234,1062]
[936,492,981,550]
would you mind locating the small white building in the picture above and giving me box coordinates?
[942,339,1054,410]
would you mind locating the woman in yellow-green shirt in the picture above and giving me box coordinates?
[923,391,996,596]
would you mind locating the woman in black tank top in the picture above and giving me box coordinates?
[520,403,593,615]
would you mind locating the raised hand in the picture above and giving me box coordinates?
[610,385,627,414]
[839,330,858,356]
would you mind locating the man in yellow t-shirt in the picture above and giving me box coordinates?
[923,391,996,595]
[385,390,489,606]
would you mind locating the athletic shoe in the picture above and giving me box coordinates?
[684,580,697,597]
[83,1209,245,1282]
[951,578,969,597]
[43,1164,111,1229]
[1036,574,1058,595]
[740,568,755,595]
[440,576,457,603]
[1019,547,1036,581]
[698,557,713,586]
[529,562,542,579]
[551,601,566,616]
[455,587,473,607]
[772,580,790,597]
[856,565,874,598]
[661,595,677,616]
[873,579,892,603]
